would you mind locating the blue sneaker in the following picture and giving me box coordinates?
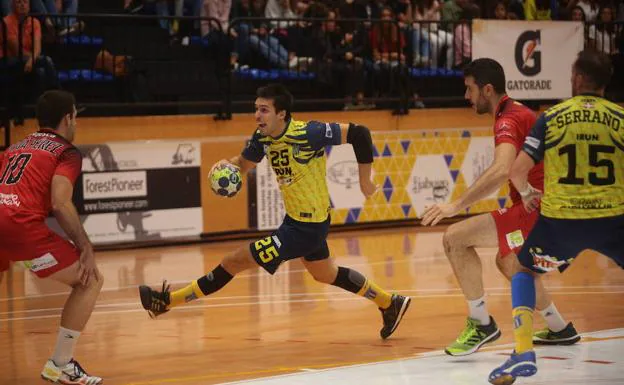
[488,350,537,385]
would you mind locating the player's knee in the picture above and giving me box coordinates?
[86,271,105,293]
[96,272,105,291]
[442,225,465,255]
[495,255,513,279]
[495,255,505,272]
[222,250,254,275]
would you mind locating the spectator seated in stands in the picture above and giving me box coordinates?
[30,0,85,38]
[370,6,406,70]
[571,0,599,21]
[154,0,202,38]
[337,0,367,34]
[264,0,296,28]
[413,0,453,69]
[570,5,586,21]
[282,2,328,71]
[453,4,478,69]
[492,0,508,19]
[0,0,59,98]
[324,9,372,110]
[524,0,558,20]
[231,0,304,70]
[588,5,622,55]
[123,0,202,40]
[367,6,409,100]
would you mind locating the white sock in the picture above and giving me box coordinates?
[539,302,567,332]
[52,327,81,367]
[467,296,490,326]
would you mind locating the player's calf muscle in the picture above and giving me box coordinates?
[222,247,256,275]
[495,254,516,280]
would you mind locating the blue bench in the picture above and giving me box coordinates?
[59,36,104,46]
[234,67,316,81]
[409,68,463,77]
[57,69,114,82]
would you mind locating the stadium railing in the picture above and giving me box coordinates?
[2,16,623,130]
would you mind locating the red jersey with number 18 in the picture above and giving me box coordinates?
[0,129,82,223]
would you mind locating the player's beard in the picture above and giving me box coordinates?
[475,94,490,115]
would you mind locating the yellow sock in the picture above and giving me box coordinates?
[357,279,392,309]
[169,280,204,308]
[513,306,534,353]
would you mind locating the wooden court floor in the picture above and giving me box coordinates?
[1,225,623,385]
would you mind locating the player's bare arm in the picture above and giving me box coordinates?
[421,142,517,226]
[51,174,98,286]
[510,151,542,213]
[228,155,257,175]
[339,123,378,198]
[210,155,257,177]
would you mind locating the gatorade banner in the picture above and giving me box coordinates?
[472,20,584,99]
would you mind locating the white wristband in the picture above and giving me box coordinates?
[518,184,534,198]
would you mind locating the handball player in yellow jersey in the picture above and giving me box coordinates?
[489,50,624,384]
[139,84,411,339]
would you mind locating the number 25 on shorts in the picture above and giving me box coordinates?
[254,237,280,263]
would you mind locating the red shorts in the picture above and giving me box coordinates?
[0,216,79,278]
[491,203,539,257]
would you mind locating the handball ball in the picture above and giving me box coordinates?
[210,163,242,197]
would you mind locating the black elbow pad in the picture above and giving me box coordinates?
[347,123,374,164]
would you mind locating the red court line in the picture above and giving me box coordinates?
[583,360,615,365]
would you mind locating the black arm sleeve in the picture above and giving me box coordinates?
[522,113,547,164]
[347,123,374,164]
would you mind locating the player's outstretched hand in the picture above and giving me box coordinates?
[420,202,460,226]
[522,195,542,213]
[78,246,99,287]
[360,179,379,198]
[520,184,542,213]
[209,159,237,177]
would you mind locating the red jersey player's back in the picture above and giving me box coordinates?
[0,129,82,223]
[0,90,104,385]
[493,96,544,204]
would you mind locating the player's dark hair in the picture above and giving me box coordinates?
[573,49,612,90]
[463,58,506,94]
[36,90,76,130]
[256,84,294,121]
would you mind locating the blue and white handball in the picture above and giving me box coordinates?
[210,163,242,198]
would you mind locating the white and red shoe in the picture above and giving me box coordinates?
[41,359,103,385]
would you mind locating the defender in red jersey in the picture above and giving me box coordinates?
[0,90,103,385]
[420,59,579,356]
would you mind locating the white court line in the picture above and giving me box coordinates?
[5,282,624,303]
[218,328,624,385]
[0,257,442,302]
[1,286,623,316]
[2,283,623,316]
[1,249,622,304]
[1,290,623,322]
[1,243,619,302]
